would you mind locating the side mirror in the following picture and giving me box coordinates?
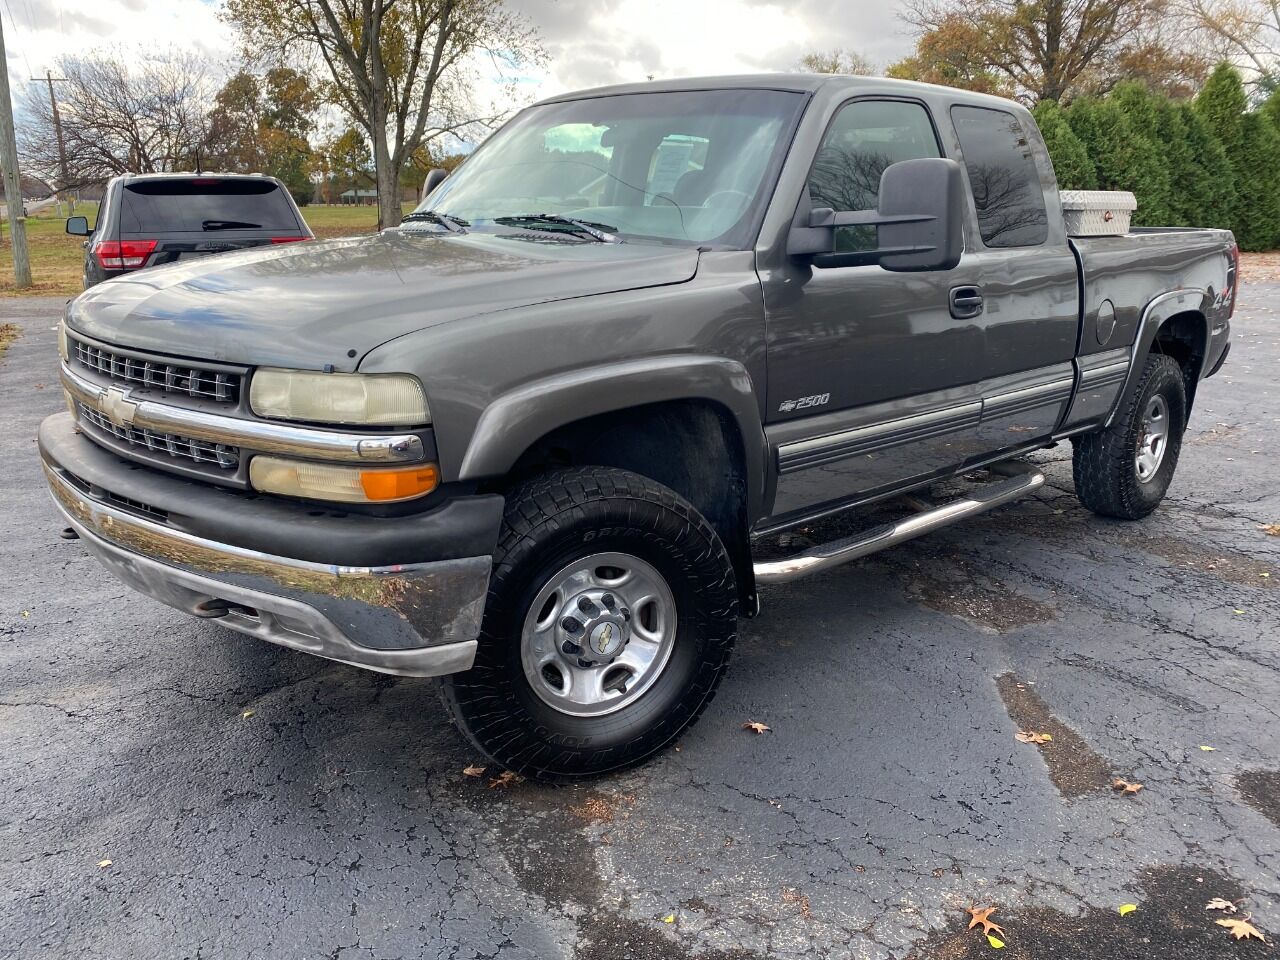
[66,215,90,237]
[421,168,448,201]
[788,157,966,272]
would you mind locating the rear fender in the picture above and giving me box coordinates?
[1104,289,1211,428]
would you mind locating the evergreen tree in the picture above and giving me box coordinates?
[1033,100,1096,189]
[1177,104,1236,230]
[1153,101,1195,226]
[1195,63,1247,155]
[1233,111,1280,250]
[1067,97,1171,227]
[1108,82,1176,224]
[1261,87,1280,133]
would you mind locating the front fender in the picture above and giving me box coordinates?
[457,355,767,519]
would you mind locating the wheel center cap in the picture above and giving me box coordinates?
[588,621,620,658]
[559,589,630,667]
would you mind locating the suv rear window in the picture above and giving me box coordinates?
[119,179,299,234]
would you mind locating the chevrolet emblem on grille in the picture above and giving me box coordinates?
[101,386,140,427]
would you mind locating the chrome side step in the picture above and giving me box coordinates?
[752,466,1045,585]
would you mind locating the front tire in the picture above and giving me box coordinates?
[1072,353,1187,520]
[440,467,738,781]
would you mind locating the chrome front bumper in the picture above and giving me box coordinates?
[45,462,490,677]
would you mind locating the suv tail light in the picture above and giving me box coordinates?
[270,236,309,244]
[96,240,158,270]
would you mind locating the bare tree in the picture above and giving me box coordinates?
[799,49,877,75]
[1172,0,1280,86]
[899,0,1208,103]
[19,51,212,190]
[224,0,543,229]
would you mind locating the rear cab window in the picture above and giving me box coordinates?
[950,106,1049,248]
[808,99,942,251]
[119,179,302,235]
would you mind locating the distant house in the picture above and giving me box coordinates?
[339,188,379,206]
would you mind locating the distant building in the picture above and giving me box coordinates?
[339,188,379,206]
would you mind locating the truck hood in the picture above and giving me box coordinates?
[67,230,700,371]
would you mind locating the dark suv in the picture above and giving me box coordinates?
[67,173,312,288]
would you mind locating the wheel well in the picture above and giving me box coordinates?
[498,399,755,604]
[1152,311,1207,415]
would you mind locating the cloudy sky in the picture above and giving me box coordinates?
[3,0,916,101]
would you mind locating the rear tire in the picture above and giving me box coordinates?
[439,466,738,781]
[1072,353,1187,520]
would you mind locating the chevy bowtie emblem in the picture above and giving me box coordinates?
[101,386,140,427]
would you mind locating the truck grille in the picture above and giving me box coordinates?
[71,337,241,403]
[77,402,240,470]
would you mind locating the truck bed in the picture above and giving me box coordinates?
[1069,227,1235,362]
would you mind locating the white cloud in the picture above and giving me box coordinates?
[3,0,915,133]
[4,0,236,85]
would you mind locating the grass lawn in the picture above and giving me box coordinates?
[0,201,413,298]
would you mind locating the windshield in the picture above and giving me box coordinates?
[414,89,805,247]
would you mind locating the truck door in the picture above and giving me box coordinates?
[947,105,1079,456]
[761,97,988,522]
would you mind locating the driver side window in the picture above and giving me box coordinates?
[809,99,942,250]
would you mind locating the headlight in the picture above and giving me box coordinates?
[57,320,69,362]
[249,369,429,426]
[250,456,440,503]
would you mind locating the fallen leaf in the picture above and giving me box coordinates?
[241,709,254,719]
[1015,730,1052,744]
[97,859,112,869]
[21,610,29,618]
[487,771,523,789]
[1206,898,1237,913]
[661,914,675,924]
[967,906,1005,937]
[1119,903,1138,916]
[1112,779,1144,795]
[462,765,486,778]
[1233,609,1246,615]
[1260,524,1280,537]
[782,888,813,920]
[987,934,1006,949]
[1217,917,1268,942]
[1199,745,1217,752]
[742,721,771,734]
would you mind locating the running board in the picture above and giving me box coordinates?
[752,467,1045,585]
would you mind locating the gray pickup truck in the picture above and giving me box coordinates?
[40,75,1236,780]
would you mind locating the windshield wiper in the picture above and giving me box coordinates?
[203,219,261,230]
[401,210,469,233]
[493,213,622,243]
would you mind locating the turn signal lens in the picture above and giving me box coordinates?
[57,319,69,362]
[250,456,439,503]
[359,465,440,501]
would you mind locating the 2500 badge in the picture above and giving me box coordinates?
[778,393,831,413]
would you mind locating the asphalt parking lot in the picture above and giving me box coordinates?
[3,288,1278,960]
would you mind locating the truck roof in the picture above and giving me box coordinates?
[535,73,1024,113]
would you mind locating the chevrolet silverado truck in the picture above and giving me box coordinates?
[40,75,1236,780]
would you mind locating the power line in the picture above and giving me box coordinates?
[0,0,32,80]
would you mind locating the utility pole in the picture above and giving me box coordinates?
[33,71,70,214]
[0,15,31,288]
